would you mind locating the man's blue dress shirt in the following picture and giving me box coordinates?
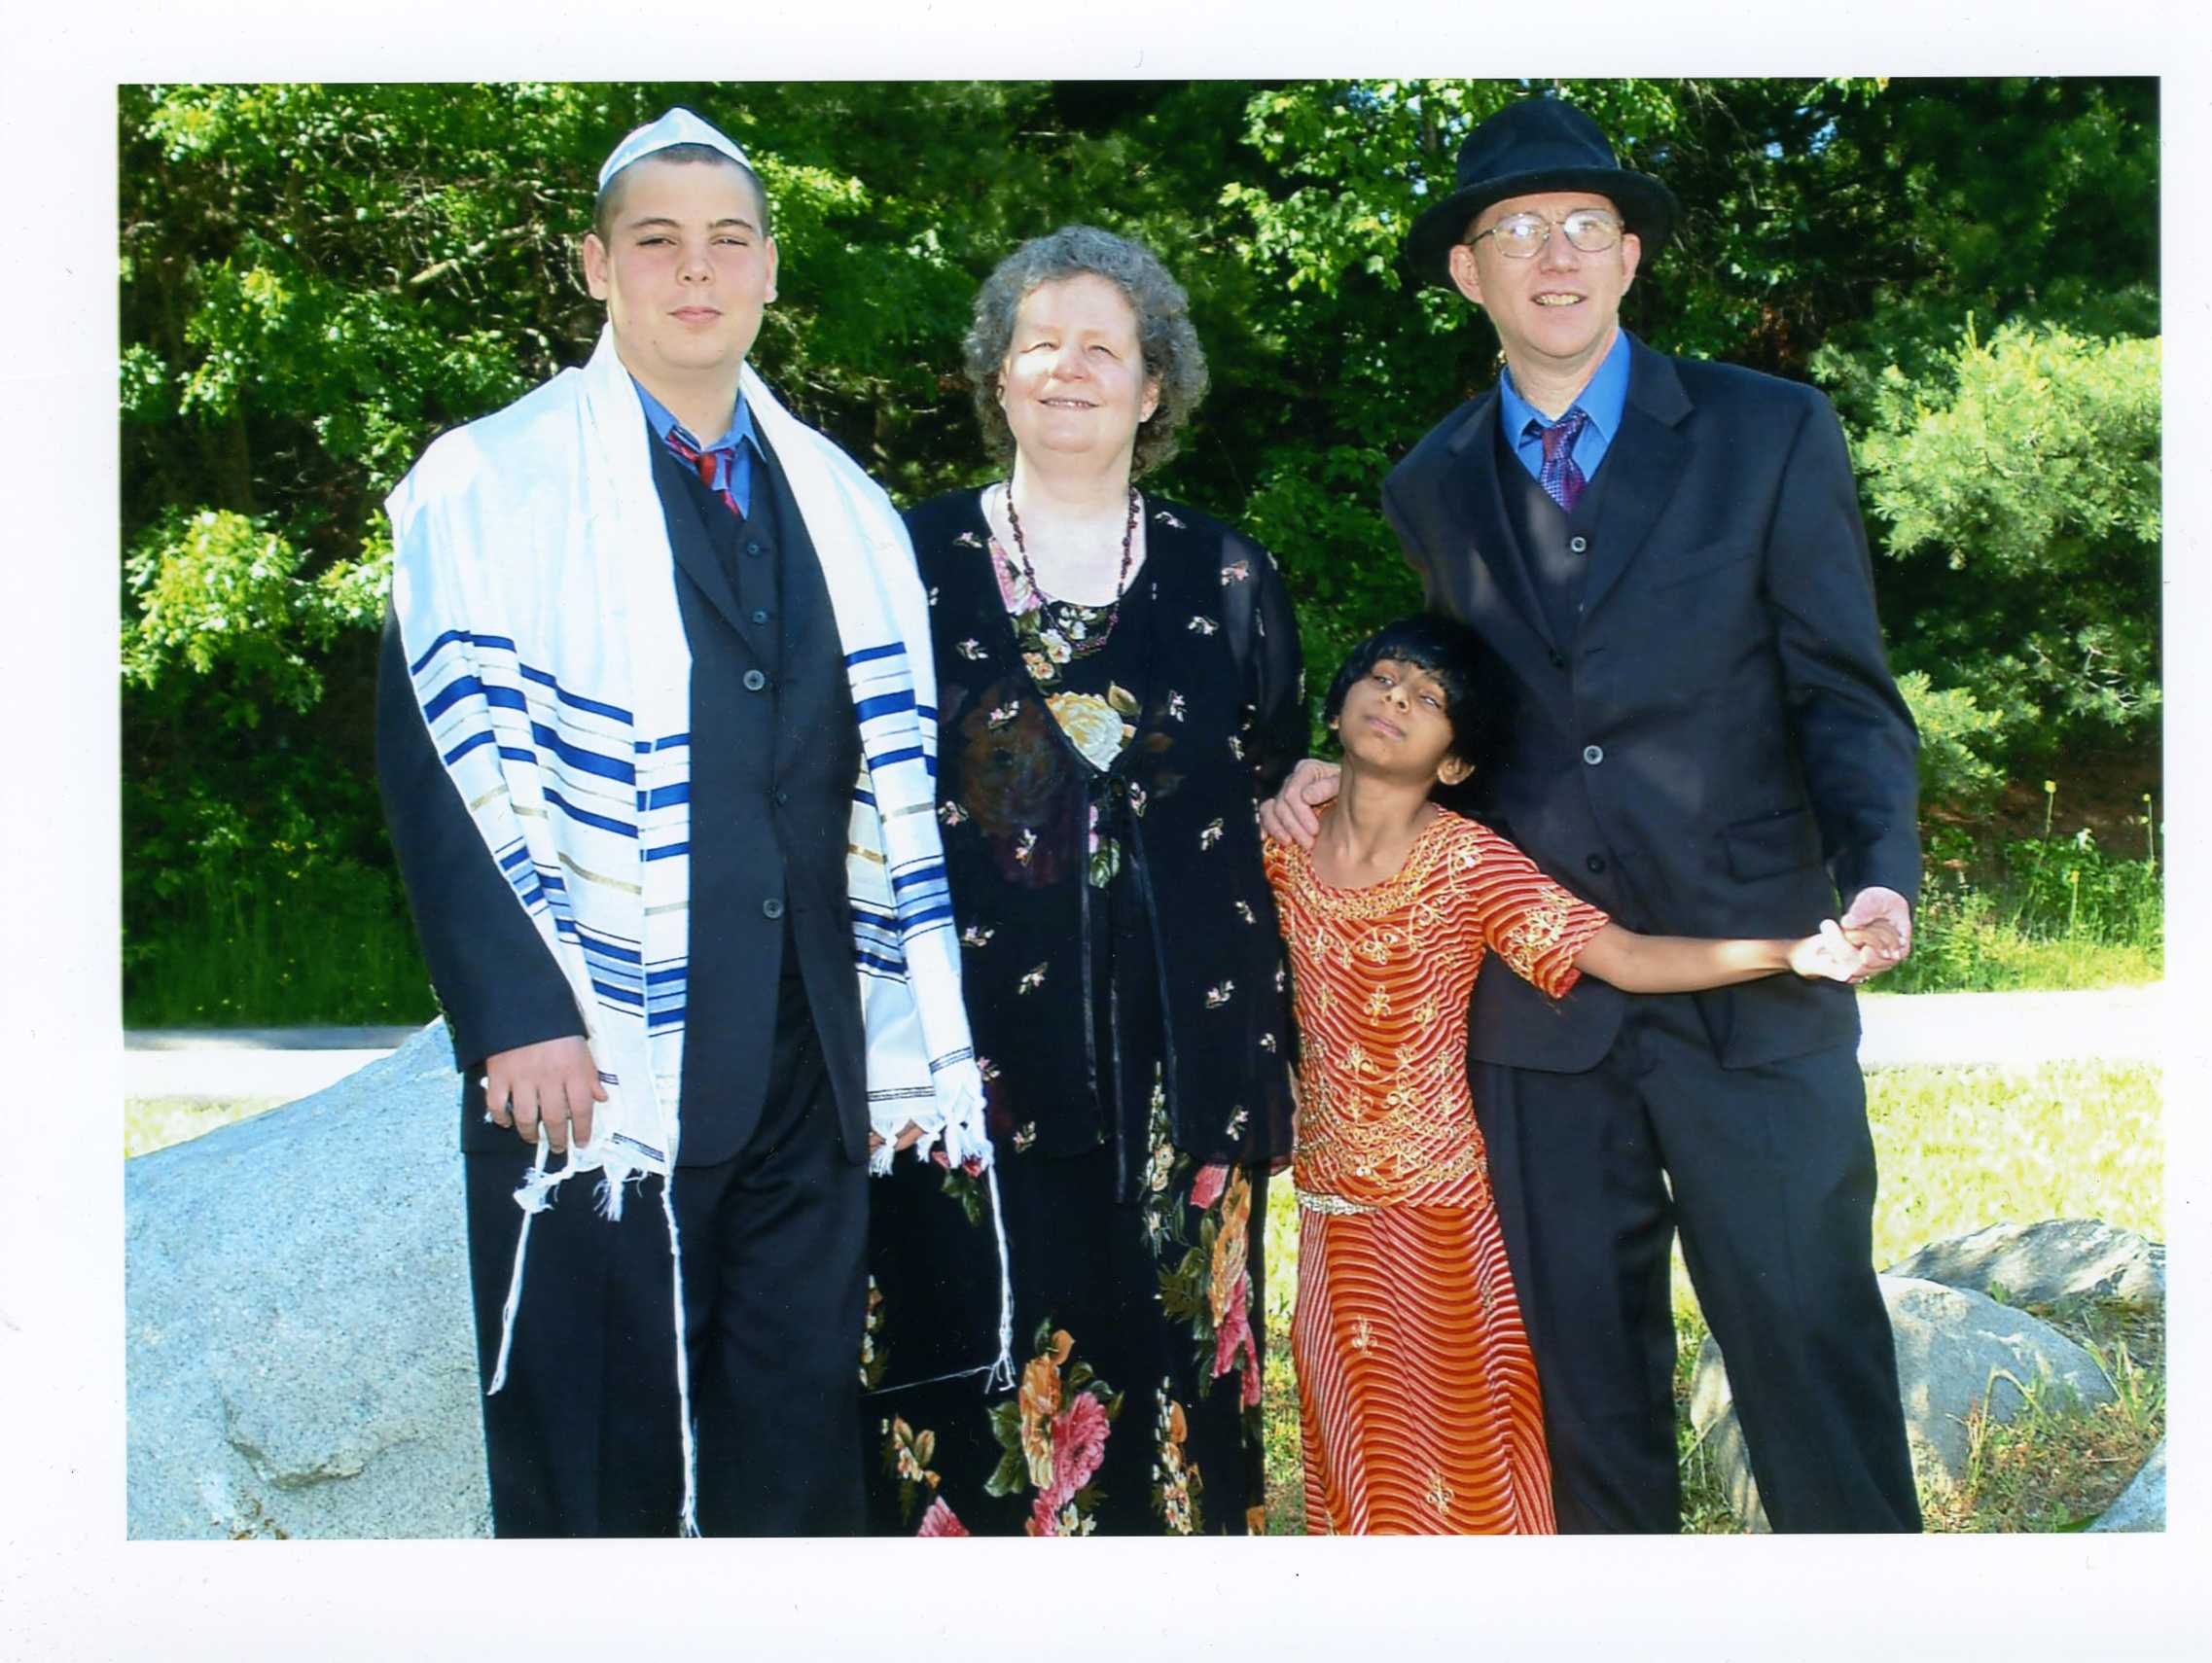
[1498,327,1632,489]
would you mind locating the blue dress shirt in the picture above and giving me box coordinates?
[1498,327,1632,488]
[631,378,763,519]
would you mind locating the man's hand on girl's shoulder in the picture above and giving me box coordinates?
[1259,758,1341,848]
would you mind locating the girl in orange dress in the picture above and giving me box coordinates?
[1262,616,1870,1535]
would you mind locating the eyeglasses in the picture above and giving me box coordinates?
[1466,209,1624,260]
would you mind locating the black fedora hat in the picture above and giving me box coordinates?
[1405,97,1678,289]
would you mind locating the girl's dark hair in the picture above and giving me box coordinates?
[1322,612,1504,774]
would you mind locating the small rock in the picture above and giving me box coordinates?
[1887,1219,2163,1311]
[1690,1273,2116,1531]
[2087,1438,2164,1533]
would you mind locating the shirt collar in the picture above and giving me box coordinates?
[629,376,758,456]
[1500,327,1633,443]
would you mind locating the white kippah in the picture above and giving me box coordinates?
[596,107,752,192]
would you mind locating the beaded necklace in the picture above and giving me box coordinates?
[1001,481,1142,659]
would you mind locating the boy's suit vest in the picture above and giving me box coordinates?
[651,425,866,1165]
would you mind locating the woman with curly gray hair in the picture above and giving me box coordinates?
[863,226,1304,1538]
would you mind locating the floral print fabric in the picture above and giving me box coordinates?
[864,1117,1268,1537]
[861,488,1295,1537]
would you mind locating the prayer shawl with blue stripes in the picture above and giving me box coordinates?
[386,327,1005,1530]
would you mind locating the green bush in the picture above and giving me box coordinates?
[1887,808,2162,994]
[1840,319,2160,771]
[1896,669,2007,815]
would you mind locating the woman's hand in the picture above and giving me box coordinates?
[866,1121,930,1155]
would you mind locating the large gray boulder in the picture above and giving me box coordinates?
[1887,1219,2165,1311]
[125,1022,489,1539]
[1689,1273,2116,1532]
[2087,1438,2165,1533]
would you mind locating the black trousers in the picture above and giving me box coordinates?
[1472,993,1920,1534]
[463,986,868,1538]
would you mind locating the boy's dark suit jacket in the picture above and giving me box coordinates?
[377,425,868,1166]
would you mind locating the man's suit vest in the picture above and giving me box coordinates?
[652,427,869,1166]
[1494,419,1616,653]
[1450,424,1639,1071]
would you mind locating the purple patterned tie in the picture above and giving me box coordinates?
[1530,408,1590,515]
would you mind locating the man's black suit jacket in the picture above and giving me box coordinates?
[376,423,870,1166]
[1381,335,1919,1074]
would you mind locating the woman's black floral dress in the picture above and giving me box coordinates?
[862,488,1303,1537]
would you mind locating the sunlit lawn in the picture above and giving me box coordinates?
[125,1096,287,1159]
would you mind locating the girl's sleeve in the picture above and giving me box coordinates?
[1460,823,1612,999]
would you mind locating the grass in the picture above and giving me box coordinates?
[1917,1299,2165,1533]
[125,1096,287,1158]
[1260,1059,2164,1535]
[1890,796,2163,994]
[1883,898,2162,993]
[125,883,437,1029]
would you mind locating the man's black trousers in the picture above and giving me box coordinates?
[462,991,867,1538]
[1472,991,1921,1533]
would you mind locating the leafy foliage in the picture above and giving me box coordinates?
[1848,321,2161,756]
[119,79,2159,1020]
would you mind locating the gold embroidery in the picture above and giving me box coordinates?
[1282,817,1489,1209]
[1425,1468,1455,1518]
[1497,886,1577,981]
[1298,1188,1377,1218]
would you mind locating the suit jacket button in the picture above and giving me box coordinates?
[762,897,786,920]
[745,540,766,558]
[1550,651,1567,670]
[744,668,768,691]
[775,789,790,806]
[1587,853,1608,874]
[1569,535,1588,554]
[750,608,770,625]
[1583,744,1604,765]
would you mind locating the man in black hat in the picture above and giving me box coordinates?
[1264,95,1923,1533]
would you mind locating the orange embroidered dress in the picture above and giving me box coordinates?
[1263,810,1609,1535]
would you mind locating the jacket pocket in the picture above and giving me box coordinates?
[1641,541,1757,595]
[1723,804,1820,881]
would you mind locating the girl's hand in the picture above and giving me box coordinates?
[1789,920,1871,983]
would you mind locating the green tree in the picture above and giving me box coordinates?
[1850,320,2160,761]
[119,79,2160,1021]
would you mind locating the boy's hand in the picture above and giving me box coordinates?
[482,1035,606,1152]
